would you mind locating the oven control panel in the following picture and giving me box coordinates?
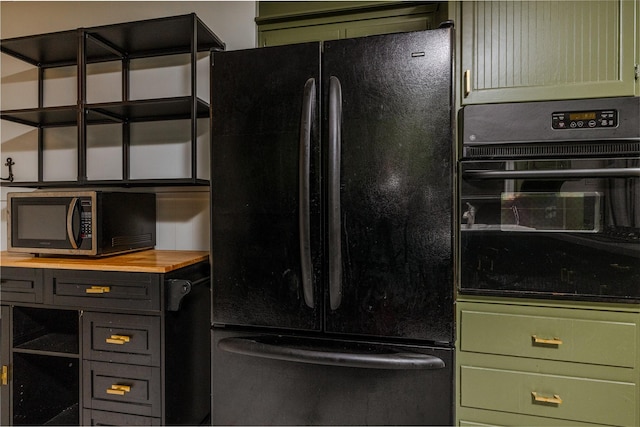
[552,109,617,130]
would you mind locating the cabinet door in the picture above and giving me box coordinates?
[0,306,9,427]
[460,0,638,104]
[260,14,433,47]
[258,3,442,47]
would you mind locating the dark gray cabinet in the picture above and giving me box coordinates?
[0,305,9,426]
[0,259,210,426]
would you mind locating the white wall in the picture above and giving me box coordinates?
[0,1,257,251]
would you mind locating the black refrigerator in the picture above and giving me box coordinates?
[210,27,454,426]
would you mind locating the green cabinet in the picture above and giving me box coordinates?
[456,297,640,426]
[257,1,448,47]
[457,0,639,104]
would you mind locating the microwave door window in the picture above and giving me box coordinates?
[18,205,67,240]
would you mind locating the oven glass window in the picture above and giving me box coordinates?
[460,158,640,302]
[499,192,602,232]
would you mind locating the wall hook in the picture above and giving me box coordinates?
[1,157,15,182]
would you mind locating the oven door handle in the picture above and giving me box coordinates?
[218,337,445,370]
[463,167,640,180]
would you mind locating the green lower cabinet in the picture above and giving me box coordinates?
[459,308,638,368]
[456,297,640,426]
[458,408,615,427]
[461,366,635,426]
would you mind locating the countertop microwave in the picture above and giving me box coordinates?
[7,191,156,256]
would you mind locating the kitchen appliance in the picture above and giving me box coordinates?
[210,27,454,425]
[460,96,639,302]
[7,191,156,256]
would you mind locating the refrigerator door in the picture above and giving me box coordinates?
[323,29,454,342]
[211,43,322,331]
[211,329,453,426]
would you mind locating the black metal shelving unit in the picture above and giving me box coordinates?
[0,13,225,187]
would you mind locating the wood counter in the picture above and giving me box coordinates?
[0,249,209,273]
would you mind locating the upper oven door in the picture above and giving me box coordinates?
[459,157,640,302]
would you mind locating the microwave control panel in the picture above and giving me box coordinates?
[80,199,92,238]
[552,109,618,130]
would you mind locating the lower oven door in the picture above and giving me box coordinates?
[211,328,453,426]
[460,157,640,302]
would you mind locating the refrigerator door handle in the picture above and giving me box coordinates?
[328,75,343,311]
[218,337,446,370]
[300,77,316,309]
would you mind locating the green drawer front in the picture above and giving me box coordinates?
[460,366,636,426]
[460,309,637,368]
[458,407,614,427]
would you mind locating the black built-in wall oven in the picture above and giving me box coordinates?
[459,97,639,302]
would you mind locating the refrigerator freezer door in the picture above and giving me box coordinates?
[211,43,322,331]
[211,329,453,426]
[323,29,454,342]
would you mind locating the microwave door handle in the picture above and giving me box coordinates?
[66,197,79,249]
[463,167,640,180]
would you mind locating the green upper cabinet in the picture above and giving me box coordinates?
[256,1,448,47]
[458,0,639,104]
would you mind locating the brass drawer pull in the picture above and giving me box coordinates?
[106,384,131,395]
[106,334,131,345]
[1,365,8,386]
[532,391,563,405]
[85,286,110,294]
[532,335,563,346]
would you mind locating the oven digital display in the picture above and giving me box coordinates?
[569,112,596,121]
[552,109,617,129]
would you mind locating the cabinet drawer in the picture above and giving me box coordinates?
[83,361,161,417]
[458,407,614,427]
[0,267,43,303]
[83,409,161,426]
[83,312,161,366]
[460,307,637,368]
[460,365,636,426]
[49,270,160,311]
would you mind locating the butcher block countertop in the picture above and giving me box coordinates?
[0,250,209,273]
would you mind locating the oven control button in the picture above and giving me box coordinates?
[588,120,596,127]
